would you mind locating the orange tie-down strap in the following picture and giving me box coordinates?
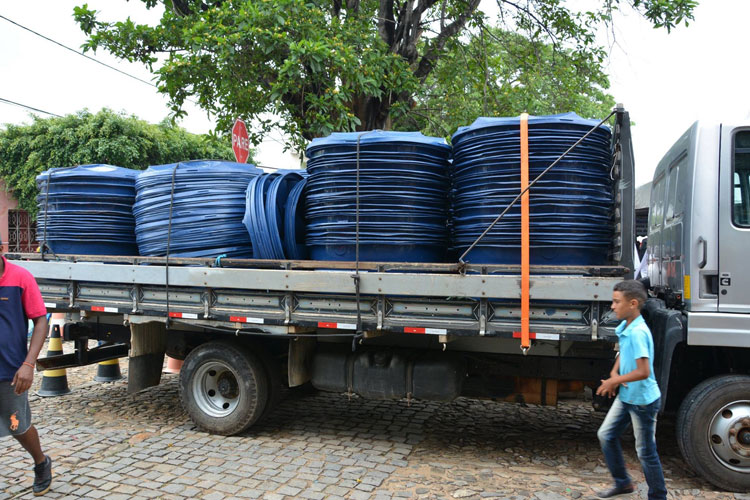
[514,113,533,352]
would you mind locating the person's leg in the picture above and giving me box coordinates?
[14,425,46,464]
[16,424,52,495]
[2,383,51,495]
[2,383,42,463]
[630,398,667,500]
[597,397,634,490]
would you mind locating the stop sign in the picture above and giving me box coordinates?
[231,119,250,164]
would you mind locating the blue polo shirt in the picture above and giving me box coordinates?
[616,315,661,405]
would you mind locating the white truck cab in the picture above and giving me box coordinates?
[649,121,750,341]
[647,120,750,489]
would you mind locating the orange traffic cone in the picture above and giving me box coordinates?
[164,356,183,374]
[48,312,65,337]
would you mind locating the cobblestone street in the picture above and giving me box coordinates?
[1,345,747,500]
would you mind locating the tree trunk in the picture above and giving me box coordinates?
[352,94,394,131]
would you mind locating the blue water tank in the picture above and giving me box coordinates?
[133,160,263,258]
[36,164,139,255]
[304,131,451,262]
[451,113,614,265]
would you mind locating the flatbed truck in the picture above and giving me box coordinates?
[7,107,750,492]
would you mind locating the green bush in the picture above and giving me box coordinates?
[0,109,245,216]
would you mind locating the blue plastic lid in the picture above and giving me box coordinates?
[37,164,139,182]
[306,130,450,154]
[284,178,308,260]
[136,160,263,179]
[451,112,611,146]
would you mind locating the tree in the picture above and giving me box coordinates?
[74,0,696,149]
[397,26,616,137]
[0,109,240,216]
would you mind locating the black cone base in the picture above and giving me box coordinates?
[94,363,124,382]
[37,375,71,397]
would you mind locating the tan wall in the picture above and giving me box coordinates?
[0,180,19,253]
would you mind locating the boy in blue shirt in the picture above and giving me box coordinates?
[595,280,666,499]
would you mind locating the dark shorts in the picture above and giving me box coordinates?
[0,382,32,437]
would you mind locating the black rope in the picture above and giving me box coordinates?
[41,169,52,261]
[0,15,158,90]
[458,110,617,263]
[0,96,62,117]
[165,163,180,328]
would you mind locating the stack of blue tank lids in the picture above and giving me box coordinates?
[36,164,139,255]
[283,176,308,259]
[133,160,263,258]
[451,112,613,265]
[242,170,308,259]
[305,130,451,262]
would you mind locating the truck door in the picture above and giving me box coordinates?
[718,126,750,313]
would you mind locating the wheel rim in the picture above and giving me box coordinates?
[708,399,750,473]
[191,361,241,418]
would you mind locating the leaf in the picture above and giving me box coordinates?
[70,0,695,145]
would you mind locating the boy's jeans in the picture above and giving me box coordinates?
[597,396,667,500]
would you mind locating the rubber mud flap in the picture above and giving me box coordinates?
[128,353,164,393]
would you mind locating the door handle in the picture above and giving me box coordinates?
[697,236,707,269]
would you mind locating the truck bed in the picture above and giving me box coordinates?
[9,253,626,343]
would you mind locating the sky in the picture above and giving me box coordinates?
[0,0,300,169]
[1,1,749,186]
[601,0,750,185]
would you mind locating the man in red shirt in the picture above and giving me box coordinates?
[0,253,51,496]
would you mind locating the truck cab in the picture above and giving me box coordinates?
[649,121,750,321]
[647,120,750,490]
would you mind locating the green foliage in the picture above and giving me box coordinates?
[73,0,696,150]
[75,0,417,152]
[619,0,697,31]
[397,27,616,138]
[0,109,238,216]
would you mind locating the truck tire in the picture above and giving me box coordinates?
[242,340,285,423]
[179,341,268,435]
[676,374,750,492]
